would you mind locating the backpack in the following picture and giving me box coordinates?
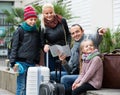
[7,26,24,59]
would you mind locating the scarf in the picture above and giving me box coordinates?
[82,49,100,63]
[44,14,62,28]
[21,22,37,32]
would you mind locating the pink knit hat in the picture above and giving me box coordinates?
[24,6,37,20]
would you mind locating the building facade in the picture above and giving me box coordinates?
[0,0,23,56]
[69,0,120,33]
[0,0,120,56]
[0,0,120,34]
[22,0,120,33]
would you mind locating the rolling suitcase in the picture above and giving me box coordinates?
[39,53,65,95]
[39,81,65,95]
[26,53,50,95]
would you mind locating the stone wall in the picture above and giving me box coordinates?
[0,68,17,94]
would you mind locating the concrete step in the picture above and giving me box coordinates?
[0,88,120,95]
[0,67,17,94]
[0,88,15,95]
[87,88,120,95]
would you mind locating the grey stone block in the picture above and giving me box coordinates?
[87,88,120,95]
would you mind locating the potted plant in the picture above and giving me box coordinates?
[99,28,114,53]
[112,25,120,50]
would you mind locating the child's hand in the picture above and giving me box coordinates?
[72,82,77,90]
[13,64,18,72]
[75,83,81,88]
[72,82,80,90]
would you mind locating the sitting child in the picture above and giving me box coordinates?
[72,39,103,95]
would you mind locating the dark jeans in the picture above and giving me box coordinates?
[66,83,96,95]
[44,52,65,71]
[72,83,96,95]
[50,71,68,83]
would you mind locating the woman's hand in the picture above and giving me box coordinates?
[44,44,50,53]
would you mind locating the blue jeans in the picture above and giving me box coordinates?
[16,62,35,95]
[61,75,78,89]
[50,71,68,82]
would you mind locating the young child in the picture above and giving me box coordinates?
[72,39,103,95]
[9,6,41,95]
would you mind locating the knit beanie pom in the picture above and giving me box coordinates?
[24,6,37,20]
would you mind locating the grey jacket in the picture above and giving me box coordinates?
[62,32,102,74]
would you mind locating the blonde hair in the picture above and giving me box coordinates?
[42,3,54,13]
[41,3,55,29]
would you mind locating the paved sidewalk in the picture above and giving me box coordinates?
[0,88,15,95]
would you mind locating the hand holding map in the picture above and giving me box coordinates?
[49,45,71,57]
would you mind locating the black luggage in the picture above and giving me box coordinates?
[39,81,65,95]
[39,53,65,95]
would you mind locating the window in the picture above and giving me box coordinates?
[66,0,92,33]
[113,0,120,29]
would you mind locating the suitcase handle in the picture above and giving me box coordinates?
[112,49,120,54]
[101,49,120,56]
[46,52,49,67]
[55,60,62,83]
